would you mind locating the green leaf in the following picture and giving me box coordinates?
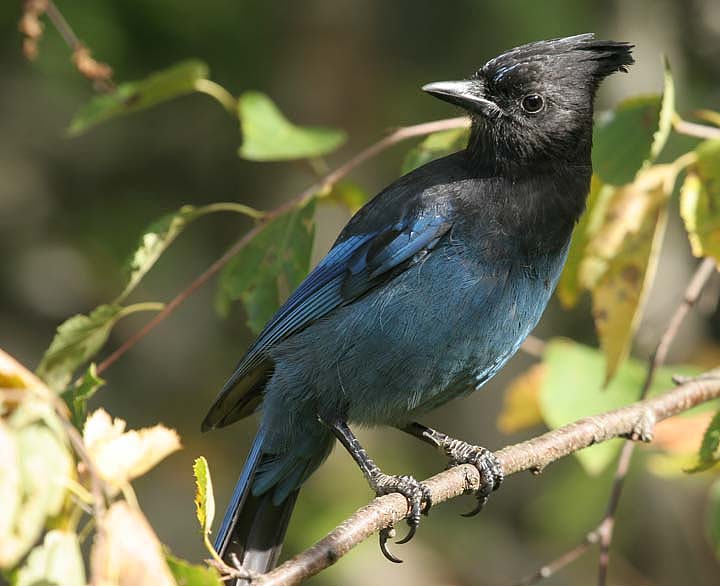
[166,553,223,586]
[680,140,720,267]
[120,205,203,302]
[238,92,346,161]
[592,95,662,186]
[62,364,106,428]
[69,60,210,135]
[401,127,469,174]
[37,302,164,392]
[193,457,215,535]
[119,203,264,303]
[650,57,675,161]
[13,530,85,586]
[217,200,316,333]
[707,480,720,561]
[687,410,720,473]
[539,339,699,475]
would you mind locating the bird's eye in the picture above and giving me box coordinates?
[521,94,544,114]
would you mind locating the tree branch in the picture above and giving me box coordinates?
[96,116,470,375]
[253,372,720,586]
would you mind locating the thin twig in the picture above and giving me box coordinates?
[51,394,108,519]
[673,118,720,141]
[512,257,717,586]
[254,372,720,586]
[510,535,596,586]
[44,0,81,50]
[96,116,469,375]
[42,0,114,91]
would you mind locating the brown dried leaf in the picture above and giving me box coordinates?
[83,409,181,493]
[72,45,114,86]
[18,0,48,61]
[652,411,715,455]
[91,501,176,586]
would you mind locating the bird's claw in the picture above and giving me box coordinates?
[444,442,503,516]
[372,473,432,562]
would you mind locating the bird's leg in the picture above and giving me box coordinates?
[401,421,503,516]
[323,419,432,562]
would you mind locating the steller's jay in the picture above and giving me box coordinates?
[202,33,634,574]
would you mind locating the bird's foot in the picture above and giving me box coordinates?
[371,472,432,563]
[443,440,503,517]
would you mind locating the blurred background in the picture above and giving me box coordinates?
[1,1,720,584]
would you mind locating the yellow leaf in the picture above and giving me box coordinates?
[579,166,673,383]
[651,411,715,455]
[497,364,545,434]
[193,456,215,535]
[680,140,720,267]
[91,501,176,586]
[83,409,181,492]
[0,348,46,394]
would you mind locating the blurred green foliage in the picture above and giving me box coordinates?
[3,1,720,586]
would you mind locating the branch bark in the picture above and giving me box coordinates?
[254,372,720,586]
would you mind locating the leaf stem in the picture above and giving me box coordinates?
[673,115,720,140]
[196,202,266,220]
[194,79,238,116]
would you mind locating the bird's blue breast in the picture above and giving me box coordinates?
[264,231,570,429]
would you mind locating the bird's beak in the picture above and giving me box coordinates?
[422,80,500,117]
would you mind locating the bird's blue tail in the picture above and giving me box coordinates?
[214,429,299,574]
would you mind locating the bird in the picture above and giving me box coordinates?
[202,33,634,575]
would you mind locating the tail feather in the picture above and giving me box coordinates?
[215,430,299,575]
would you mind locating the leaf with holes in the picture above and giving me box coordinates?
[216,200,316,333]
[119,203,263,303]
[238,92,346,161]
[37,303,164,392]
[193,456,215,535]
[70,60,210,135]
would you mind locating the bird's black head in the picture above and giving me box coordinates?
[423,34,634,172]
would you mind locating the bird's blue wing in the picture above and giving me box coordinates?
[202,213,452,429]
